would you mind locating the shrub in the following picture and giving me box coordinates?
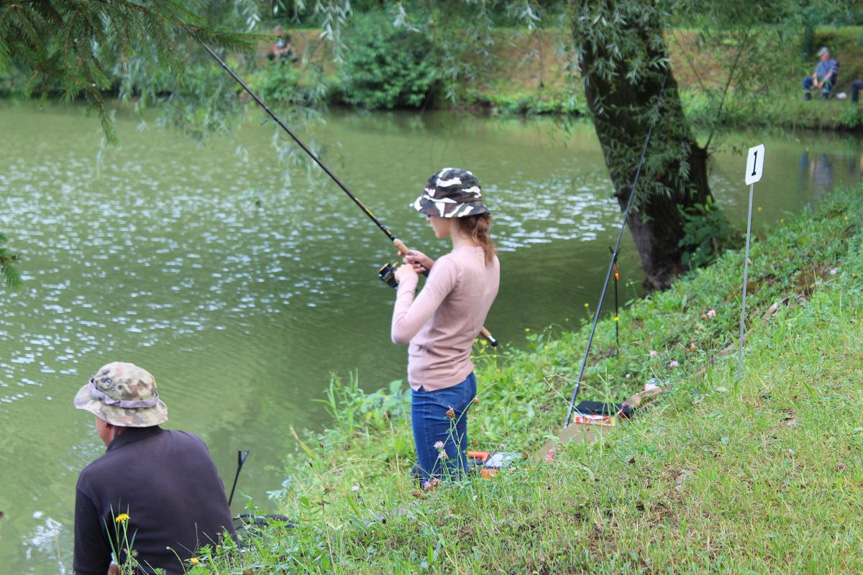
[340,14,437,110]
[252,62,302,106]
[679,196,742,270]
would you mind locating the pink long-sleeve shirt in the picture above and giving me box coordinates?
[391,245,500,391]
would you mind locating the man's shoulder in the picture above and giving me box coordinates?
[77,429,211,490]
[76,449,115,493]
[165,428,207,446]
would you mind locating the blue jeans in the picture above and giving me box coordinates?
[411,372,477,485]
[803,76,835,100]
[852,80,863,103]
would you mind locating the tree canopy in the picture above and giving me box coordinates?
[0,0,257,142]
[1,0,858,289]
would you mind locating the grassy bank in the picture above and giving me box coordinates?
[463,26,863,130]
[256,26,863,130]
[186,183,863,573]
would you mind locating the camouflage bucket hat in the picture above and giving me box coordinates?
[412,167,490,218]
[74,362,168,427]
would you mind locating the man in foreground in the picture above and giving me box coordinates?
[73,362,236,575]
[803,46,839,100]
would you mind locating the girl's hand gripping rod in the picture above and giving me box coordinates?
[202,44,498,347]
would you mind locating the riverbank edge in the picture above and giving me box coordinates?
[188,183,863,573]
[5,28,861,134]
[262,26,863,132]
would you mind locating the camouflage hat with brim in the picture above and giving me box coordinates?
[412,167,490,218]
[74,362,168,427]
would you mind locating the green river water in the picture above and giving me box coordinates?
[1,102,861,573]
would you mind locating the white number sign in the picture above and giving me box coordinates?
[745,144,765,185]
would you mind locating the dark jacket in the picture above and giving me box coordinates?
[73,427,236,575]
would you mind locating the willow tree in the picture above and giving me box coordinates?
[571,1,715,290]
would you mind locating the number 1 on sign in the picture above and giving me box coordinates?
[745,144,765,185]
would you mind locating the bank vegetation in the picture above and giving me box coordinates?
[248,24,863,132]
[182,183,863,572]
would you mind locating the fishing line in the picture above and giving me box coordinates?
[202,44,498,346]
[564,66,670,428]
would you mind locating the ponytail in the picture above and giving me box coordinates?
[457,213,496,265]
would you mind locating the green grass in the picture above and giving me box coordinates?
[684,91,863,131]
[182,183,863,573]
[282,25,863,129]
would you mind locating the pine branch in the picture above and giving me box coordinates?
[0,0,258,142]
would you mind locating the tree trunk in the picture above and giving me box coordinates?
[575,7,714,290]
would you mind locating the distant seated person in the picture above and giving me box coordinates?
[267,25,294,63]
[852,79,863,104]
[803,46,838,100]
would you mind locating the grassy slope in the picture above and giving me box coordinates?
[277,27,863,128]
[473,26,863,128]
[191,184,863,573]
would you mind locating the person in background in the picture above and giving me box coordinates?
[851,78,863,104]
[267,25,293,62]
[72,362,236,575]
[803,46,839,100]
[391,168,500,489]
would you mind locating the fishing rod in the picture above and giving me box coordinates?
[609,247,620,350]
[202,44,498,347]
[564,67,670,429]
[228,449,250,507]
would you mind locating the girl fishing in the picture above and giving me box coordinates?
[391,168,500,487]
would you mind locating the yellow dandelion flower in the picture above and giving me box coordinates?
[757,206,762,212]
[613,316,619,322]
[584,303,590,308]
[115,513,130,523]
[188,557,200,565]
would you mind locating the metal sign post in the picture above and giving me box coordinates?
[739,144,765,378]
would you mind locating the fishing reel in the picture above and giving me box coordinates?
[378,262,399,288]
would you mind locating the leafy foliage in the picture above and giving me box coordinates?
[253,60,303,104]
[0,0,256,143]
[340,12,437,110]
[0,231,21,287]
[678,197,742,269]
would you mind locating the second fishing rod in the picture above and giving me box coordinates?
[202,44,498,346]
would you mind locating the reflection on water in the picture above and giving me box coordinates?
[0,104,861,574]
[799,149,863,199]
